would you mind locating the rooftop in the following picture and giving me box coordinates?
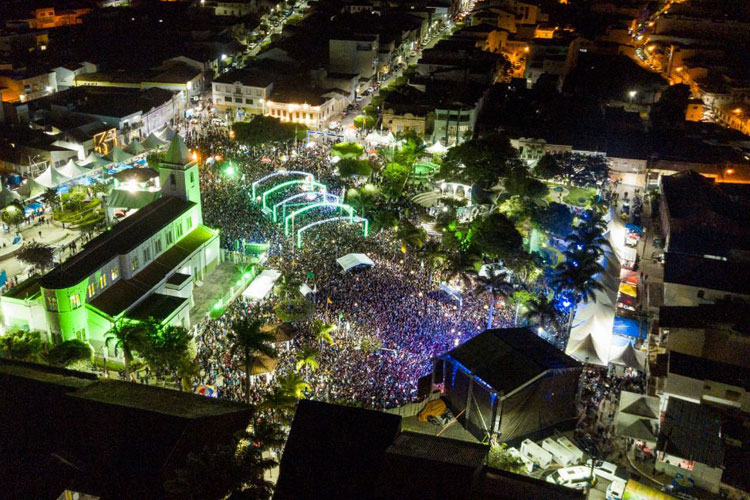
[89,225,215,317]
[214,67,275,87]
[668,350,750,391]
[127,293,188,323]
[663,252,750,295]
[275,399,401,499]
[40,195,195,290]
[441,328,580,394]
[658,397,724,467]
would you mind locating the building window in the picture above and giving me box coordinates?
[176,221,184,238]
[69,293,81,309]
[154,238,163,254]
[187,216,193,229]
[190,171,195,184]
[131,256,139,272]
[46,295,57,311]
[166,230,174,245]
[99,274,107,289]
[87,283,96,298]
[111,267,119,281]
[170,174,176,187]
[697,290,705,299]
[226,96,233,103]
[143,246,151,262]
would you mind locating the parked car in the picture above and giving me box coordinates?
[545,466,596,490]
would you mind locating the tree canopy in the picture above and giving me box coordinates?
[44,339,92,367]
[331,142,364,159]
[469,212,523,259]
[533,154,562,179]
[439,133,518,188]
[337,158,372,178]
[0,330,43,361]
[231,116,304,145]
[532,202,574,237]
[17,241,55,273]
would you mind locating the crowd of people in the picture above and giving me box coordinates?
[184,135,519,409]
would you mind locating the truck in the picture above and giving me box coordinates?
[542,437,578,466]
[520,439,553,469]
[556,435,585,464]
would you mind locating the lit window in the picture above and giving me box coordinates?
[131,257,139,272]
[69,293,81,309]
[99,274,106,289]
[87,283,96,298]
[110,267,119,281]
[47,295,57,311]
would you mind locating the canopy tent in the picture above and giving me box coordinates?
[78,152,111,170]
[620,269,638,285]
[33,165,72,189]
[566,334,607,366]
[140,133,168,150]
[124,140,147,156]
[0,185,22,207]
[260,322,298,344]
[104,146,134,164]
[242,269,281,302]
[336,253,374,272]
[299,283,313,296]
[56,159,90,179]
[618,282,637,297]
[157,126,177,142]
[426,142,449,154]
[621,418,657,443]
[608,339,646,371]
[247,355,279,376]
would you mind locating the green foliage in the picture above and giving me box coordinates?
[16,241,55,273]
[532,202,574,237]
[362,105,378,117]
[295,345,320,373]
[440,133,518,188]
[43,339,92,367]
[165,421,281,500]
[504,166,549,199]
[346,184,382,217]
[0,329,43,361]
[337,158,372,178]
[231,115,303,146]
[499,195,535,224]
[396,220,427,253]
[53,197,101,223]
[650,83,691,133]
[487,443,526,474]
[381,162,410,197]
[137,319,193,372]
[353,115,376,130]
[41,187,60,209]
[533,154,563,179]
[274,297,314,323]
[1,202,24,229]
[229,317,277,402]
[469,212,523,259]
[331,142,364,159]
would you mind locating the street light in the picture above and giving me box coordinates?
[628,90,637,103]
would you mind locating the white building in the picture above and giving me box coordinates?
[212,68,275,120]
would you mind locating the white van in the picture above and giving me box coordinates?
[555,435,584,464]
[520,439,553,469]
[542,437,576,466]
[586,459,625,483]
[545,466,595,490]
[606,478,626,500]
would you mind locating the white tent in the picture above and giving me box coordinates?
[336,253,374,272]
[566,334,607,366]
[79,152,111,170]
[33,165,71,189]
[426,142,448,155]
[242,269,281,301]
[608,340,646,371]
[299,283,313,296]
[57,159,89,179]
[157,126,177,142]
[124,140,147,156]
[140,133,168,151]
[104,146,133,164]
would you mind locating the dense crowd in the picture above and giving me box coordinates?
[187,136,517,409]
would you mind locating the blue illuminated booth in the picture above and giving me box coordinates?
[433,328,582,444]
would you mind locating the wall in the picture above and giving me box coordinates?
[656,454,723,494]
[662,282,750,307]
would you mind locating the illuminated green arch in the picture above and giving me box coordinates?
[252,170,314,199]
[284,202,355,236]
[272,191,340,222]
[261,179,327,212]
[296,216,369,248]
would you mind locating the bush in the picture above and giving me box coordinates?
[331,142,364,159]
[44,339,92,367]
[337,158,372,178]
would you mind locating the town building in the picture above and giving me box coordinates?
[0,65,57,103]
[0,360,253,499]
[0,135,220,356]
[74,61,204,100]
[212,68,275,120]
[263,85,347,129]
[53,61,98,90]
[328,33,379,82]
[432,327,581,443]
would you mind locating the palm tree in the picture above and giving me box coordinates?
[41,187,60,211]
[565,230,610,258]
[295,345,319,377]
[228,318,277,403]
[312,319,335,347]
[176,356,201,392]
[443,249,481,292]
[396,220,427,254]
[522,295,562,334]
[472,271,514,330]
[277,371,311,400]
[273,272,302,300]
[105,320,145,380]
[422,240,447,285]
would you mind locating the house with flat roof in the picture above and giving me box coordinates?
[0,134,220,354]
